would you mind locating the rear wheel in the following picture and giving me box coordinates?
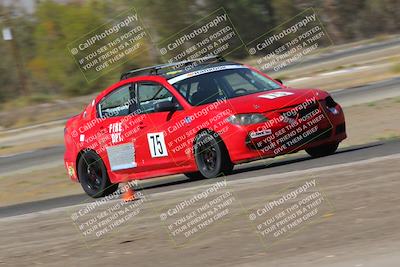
[187,131,233,179]
[305,142,339,158]
[77,150,118,198]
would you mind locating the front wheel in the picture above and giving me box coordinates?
[77,150,119,198]
[190,131,233,179]
[305,142,339,158]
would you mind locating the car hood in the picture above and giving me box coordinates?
[215,88,328,114]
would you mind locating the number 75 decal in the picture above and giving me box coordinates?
[147,132,168,158]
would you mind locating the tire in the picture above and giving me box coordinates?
[77,150,119,198]
[190,131,233,179]
[305,142,339,158]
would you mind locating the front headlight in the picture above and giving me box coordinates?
[226,114,268,125]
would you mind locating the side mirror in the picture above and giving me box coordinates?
[154,101,177,112]
[275,78,283,85]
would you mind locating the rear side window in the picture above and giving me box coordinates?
[98,84,134,118]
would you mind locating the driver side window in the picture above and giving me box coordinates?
[137,82,180,113]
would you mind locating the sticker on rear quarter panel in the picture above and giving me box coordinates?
[258,91,294,99]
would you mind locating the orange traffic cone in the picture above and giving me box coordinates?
[122,187,135,202]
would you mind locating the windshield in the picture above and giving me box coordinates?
[171,67,281,106]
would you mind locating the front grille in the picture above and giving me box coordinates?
[281,127,332,148]
[248,127,333,151]
[279,101,321,121]
[298,102,320,118]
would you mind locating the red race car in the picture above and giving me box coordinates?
[64,56,346,198]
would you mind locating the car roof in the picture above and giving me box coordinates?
[120,56,244,81]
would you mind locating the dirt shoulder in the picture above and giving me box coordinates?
[341,97,400,146]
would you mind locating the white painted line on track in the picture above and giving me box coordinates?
[319,69,351,76]
[287,77,312,83]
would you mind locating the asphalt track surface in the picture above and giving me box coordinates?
[0,77,399,218]
[1,138,400,219]
[332,77,400,107]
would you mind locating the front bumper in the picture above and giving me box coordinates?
[224,101,347,164]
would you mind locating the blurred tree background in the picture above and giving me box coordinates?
[0,0,399,104]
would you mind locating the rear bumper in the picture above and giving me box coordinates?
[223,103,347,164]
